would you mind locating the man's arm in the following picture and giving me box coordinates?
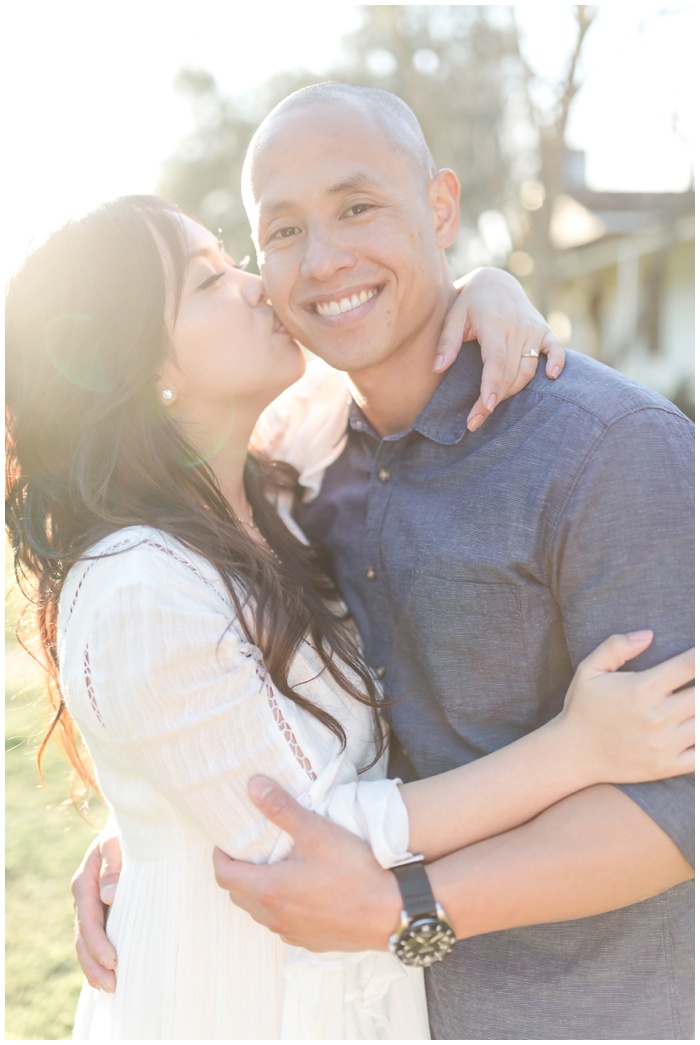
[431,784,693,941]
[212,777,693,952]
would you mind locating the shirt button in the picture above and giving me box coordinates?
[377,468,392,482]
[375,665,387,679]
[365,567,378,580]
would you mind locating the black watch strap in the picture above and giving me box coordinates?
[391,860,437,916]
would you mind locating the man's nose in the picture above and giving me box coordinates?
[300,226,354,282]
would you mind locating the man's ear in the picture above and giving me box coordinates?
[429,168,461,249]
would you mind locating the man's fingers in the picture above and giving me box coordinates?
[72,876,118,974]
[212,845,236,884]
[212,846,255,898]
[579,630,655,677]
[75,935,116,992]
[99,834,123,906]
[71,842,118,974]
[247,776,319,841]
[212,847,282,930]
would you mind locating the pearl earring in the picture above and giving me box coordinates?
[161,388,176,403]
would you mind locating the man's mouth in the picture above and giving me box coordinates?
[312,286,380,316]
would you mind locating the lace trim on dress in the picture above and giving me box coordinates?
[83,645,105,728]
[65,532,316,778]
[65,560,99,624]
[139,538,232,611]
[64,534,145,629]
[266,685,316,779]
[240,643,317,782]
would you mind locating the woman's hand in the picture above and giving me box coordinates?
[435,268,566,432]
[558,630,695,783]
[394,630,692,863]
[71,828,123,992]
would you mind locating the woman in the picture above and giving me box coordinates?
[6,196,693,1040]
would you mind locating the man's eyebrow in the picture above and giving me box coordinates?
[325,172,379,196]
[260,173,381,219]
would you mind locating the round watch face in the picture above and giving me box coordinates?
[393,916,456,967]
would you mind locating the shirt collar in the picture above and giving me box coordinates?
[347,342,482,445]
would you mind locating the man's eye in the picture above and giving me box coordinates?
[348,203,373,216]
[272,227,299,240]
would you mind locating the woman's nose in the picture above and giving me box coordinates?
[240,270,266,307]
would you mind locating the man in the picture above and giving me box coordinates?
[219,83,694,1039]
[77,84,694,1038]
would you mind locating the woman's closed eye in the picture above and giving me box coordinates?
[197,271,226,290]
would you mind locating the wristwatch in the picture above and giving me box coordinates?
[388,854,456,966]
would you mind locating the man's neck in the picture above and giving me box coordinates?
[346,284,458,437]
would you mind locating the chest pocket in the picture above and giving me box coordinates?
[404,577,534,739]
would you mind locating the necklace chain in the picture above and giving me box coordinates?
[240,502,256,528]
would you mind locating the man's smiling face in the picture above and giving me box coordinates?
[244,99,459,377]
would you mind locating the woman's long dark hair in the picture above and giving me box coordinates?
[5,195,384,792]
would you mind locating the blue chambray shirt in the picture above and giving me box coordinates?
[299,346,694,1040]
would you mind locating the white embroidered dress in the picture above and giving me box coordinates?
[60,364,429,1040]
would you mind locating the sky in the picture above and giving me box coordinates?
[2,2,696,279]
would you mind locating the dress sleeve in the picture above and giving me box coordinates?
[250,359,350,502]
[66,536,414,868]
[551,407,694,864]
[66,539,331,861]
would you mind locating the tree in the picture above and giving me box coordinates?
[506,5,598,314]
[157,6,524,270]
[157,4,598,300]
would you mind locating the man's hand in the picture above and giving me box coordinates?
[436,268,565,432]
[213,777,401,952]
[71,830,123,992]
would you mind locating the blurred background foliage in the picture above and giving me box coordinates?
[6,563,108,1040]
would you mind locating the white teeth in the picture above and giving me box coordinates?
[315,287,378,316]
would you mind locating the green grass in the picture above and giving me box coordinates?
[5,636,108,1040]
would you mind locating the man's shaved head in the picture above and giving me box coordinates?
[243,82,436,208]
